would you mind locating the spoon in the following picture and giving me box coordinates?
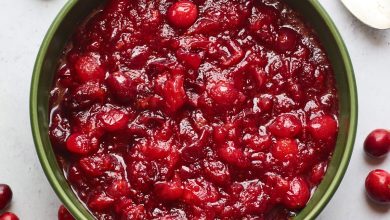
[341,0,390,29]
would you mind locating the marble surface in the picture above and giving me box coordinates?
[0,0,389,219]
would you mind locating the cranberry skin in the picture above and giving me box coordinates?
[58,205,75,220]
[283,177,310,210]
[98,109,129,132]
[364,129,390,158]
[0,184,12,211]
[365,169,390,204]
[79,154,113,177]
[275,27,299,52]
[88,192,115,211]
[107,180,131,198]
[272,138,299,161]
[218,143,250,168]
[154,178,184,201]
[106,71,139,103]
[0,213,18,220]
[182,179,219,205]
[204,160,231,185]
[168,1,198,28]
[269,114,302,138]
[309,162,327,185]
[68,82,106,110]
[162,74,187,113]
[74,54,105,82]
[209,82,240,107]
[66,133,96,155]
[308,115,338,140]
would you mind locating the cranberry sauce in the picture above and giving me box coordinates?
[49,0,339,219]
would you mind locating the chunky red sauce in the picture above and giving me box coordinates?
[49,0,339,219]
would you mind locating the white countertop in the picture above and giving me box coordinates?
[0,0,389,219]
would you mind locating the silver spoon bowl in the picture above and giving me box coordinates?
[341,0,390,29]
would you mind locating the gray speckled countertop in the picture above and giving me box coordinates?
[0,0,389,219]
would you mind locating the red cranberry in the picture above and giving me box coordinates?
[88,192,115,211]
[74,53,105,82]
[218,142,249,168]
[154,177,184,201]
[128,160,158,192]
[283,177,310,210]
[121,204,147,220]
[162,74,187,113]
[66,133,96,155]
[365,169,390,204]
[68,82,106,110]
[269,114,302,138]
[309,162,327,185]
[79,154,113,177]
[265,174,289,203]
[244,133,272,152]
[204,160,231,185]
[0,184,12,211]
[49,113,71,150]
[209,82,240,107]
[364,129,390,158]
[143,140,172,160]
[58,205,75,220]
[275,27,299,52]
[182,179,219,205]
[0,212,19,220]
[98,109,129,132]
[168,1,198,28]
[272,138,299,161]
[176,49,202,70]
[234,181,270,215]
[308,115,338,140]
[106,71,140,103]
[249,6,279,45]
[255,94,274,112]
[107,180,131,198]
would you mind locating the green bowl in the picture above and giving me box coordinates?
[30,0,357,219]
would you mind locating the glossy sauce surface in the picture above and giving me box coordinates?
[49,0,339,219]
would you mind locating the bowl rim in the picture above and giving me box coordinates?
[30,0,357,219]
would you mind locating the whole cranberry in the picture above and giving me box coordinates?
[154,178,184,201]
[66,133,96,155]
[283,177,310,210]
[168,1,198,28]
[269,114,302,138]
[106,71,139,103]
[275,27,299,52]
[0,184,12,211]
[308,115,338,140]
[364,129,390,158]
[0,212,19,220]
[58,205,75,220]
[272,138,299,161]
[209,81,240,107]
[74,54,105,82]
[98,109,129,132]
[365,169,390,204]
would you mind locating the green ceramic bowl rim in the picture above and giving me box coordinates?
[30,0,357,219]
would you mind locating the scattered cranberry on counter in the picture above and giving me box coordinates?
[58,205,75,220]
[365,169,390,204]
[364,129,390,158]
[0,184,12,211]
[0,212,19,220]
